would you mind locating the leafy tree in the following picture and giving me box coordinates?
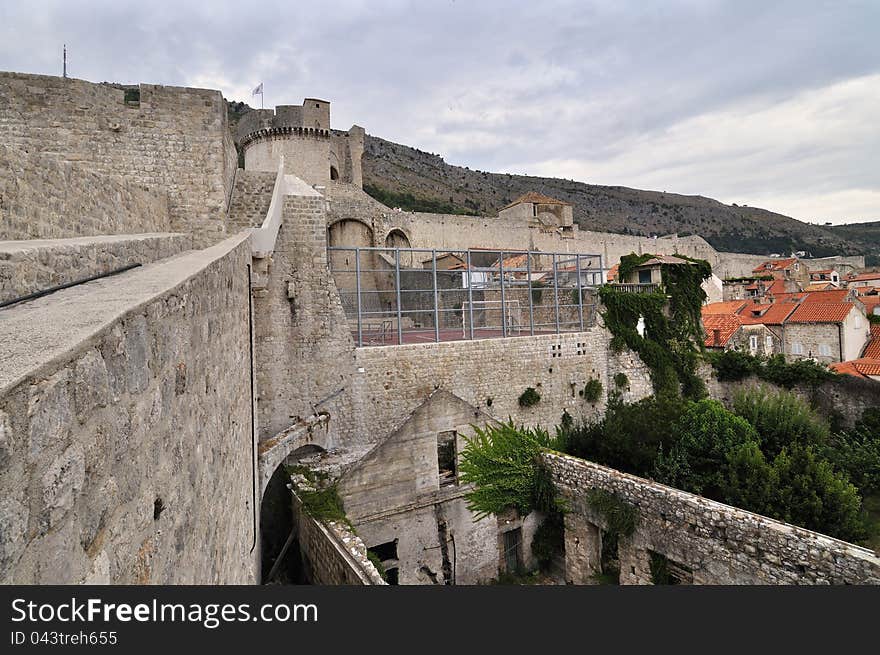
[769,445,866,543]
[564,394,690,477]
[722,441,775,516]
[654,399,760,498]
[732,386,830,457]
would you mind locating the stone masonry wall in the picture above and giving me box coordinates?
[227,170,277,231]
[252,192,361,448]
[352,328,653,446]
[0,72,236,247]
[0,234,257,584]
[0,233,192,303]
[545,452,880,584]
[291,491,385,585]
[0,144,171,241]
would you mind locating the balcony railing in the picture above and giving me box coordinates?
[610,283,661,294]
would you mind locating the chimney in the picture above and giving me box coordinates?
[713,328,722,346]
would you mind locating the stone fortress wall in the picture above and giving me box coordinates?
[546,452,880,584]
[0,234,257,584]
[0,72,238,247]
[0,71,875,586]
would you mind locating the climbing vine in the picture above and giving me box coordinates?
[599,253,710,399]
[585,488,638,537]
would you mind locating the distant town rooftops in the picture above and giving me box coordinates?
[752,258,797,273]
[702,314,742,347]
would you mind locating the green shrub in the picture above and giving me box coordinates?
[458,421,563,520]
[586,489,638,537]
[581,378,603,403]
[654,399,760,498]
[769,445,866,543]
[613,372,629,389]
[564,394,690,477]
[732,386,830,457]
[821,412,880,496]
[367,551,387,581]
[761,355,837,388]
[297,484,348,524]
[708,350,761,382]
[518,387,541,407]
[531,512,564,570]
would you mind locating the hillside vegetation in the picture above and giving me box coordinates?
[362,135,878,261]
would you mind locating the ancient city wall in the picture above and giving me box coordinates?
[290,491,385,585]
[0,233,257,584]
[352,329,653,445]
[0,72,237,246]
[544,452,880,584]
[0,144,171,241]
[251,192,361,448]
[0,233,192,303]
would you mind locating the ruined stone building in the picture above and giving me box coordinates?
[1,72,877,586]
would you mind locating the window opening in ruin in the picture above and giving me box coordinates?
[502,528,523,573]
[330,166,339,180]
[385,567,400,585]
[437,431,457,486]
[648,550,693,585]
[599,530,620,584]
[369,540,398,562]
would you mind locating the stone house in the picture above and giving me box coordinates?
[783,302,870,363]
[498,192,575,234]
[336,390,541,585]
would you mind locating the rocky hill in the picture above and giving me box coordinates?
[362,134,878,262]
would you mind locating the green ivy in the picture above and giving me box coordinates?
[613,372,629,389]
[599,252,710,399]
[585,489,638,537]
[518,387,541,407]
[581,378,603,403]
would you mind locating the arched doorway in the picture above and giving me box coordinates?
[260,445,327,584]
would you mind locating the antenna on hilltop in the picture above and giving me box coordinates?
[63,44,67,79]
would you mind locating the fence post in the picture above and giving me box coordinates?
[499,250,506,337]
[576,254,584,332]
[432,249,440,343]
[527,253,535,336]
[355,247,363,347]
[395,248,403,346]
[467,250,475,340]
[553,253,560,334]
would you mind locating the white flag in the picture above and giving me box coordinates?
[252,82,263,96]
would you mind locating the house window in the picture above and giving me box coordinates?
[367,540,399,585]
[749,335,758,351]
[502,528,523,573]
[532,204,538,217]
[792,342,803,355]
[638,269,652,284]
[437,431,457,487]
[765,335,773,351]
[819,344,831,357]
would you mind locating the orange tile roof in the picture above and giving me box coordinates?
[753,258,797,273]
[501,192,572,210]
[863,324,880,359]
[786,302,855,324]
[606,263,619,282]
[702,301,748,315]
[800,289,849,303]
[737,302,798,325]
[803,282,836,292]
[702,314,742,347]
[847,272,880,282]
[748,279,789,295]
[772,292,808,303]
[811,269,836,276]
[831,358,880,378]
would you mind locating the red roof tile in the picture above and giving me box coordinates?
[702,301,748,315]
[786,302,856,324]
[752,258,797,273]
[800,289,849,303]
[863,324,880,359]
[847,272,880,282]
[736,302,798,325]
[606,263,619,282]
[702,314,742,347]
[829,361,868,378]
[831,358,880,377]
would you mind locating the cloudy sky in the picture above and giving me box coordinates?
[2,0,878,224]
